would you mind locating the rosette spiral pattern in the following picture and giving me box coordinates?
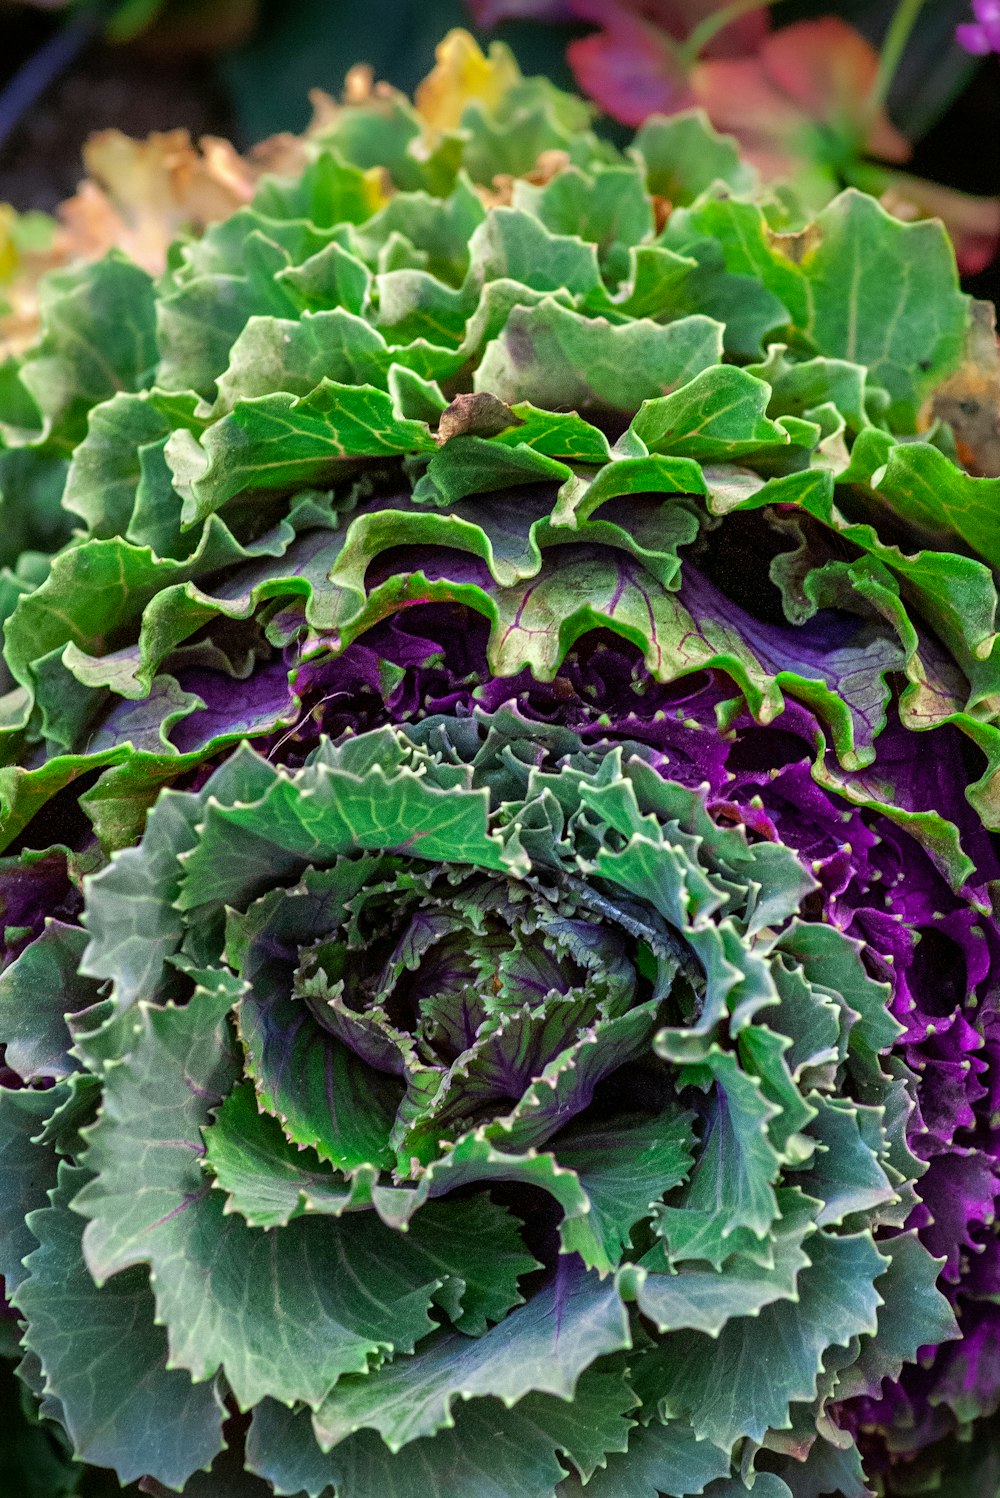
[1,712,958,1496]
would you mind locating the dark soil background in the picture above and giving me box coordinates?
[0,7,235,211]
[908,61,1000,307]
[0,0,998,305]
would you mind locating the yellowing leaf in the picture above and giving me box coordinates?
[415,29,521,133]
[62,128,256,275]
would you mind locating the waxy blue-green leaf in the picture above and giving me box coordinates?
[833,1231,958,1402]
[556,1109,695,1273]
[176,760,509,919]
[654,1047,782,1268]
[311,1256,632,1452]
[250,1374,634,1498]
[13,1164,225,1489]
[651,1231,886,1446]
[238,967,400,1172]
[72,984,446,1410]
[80,745,277,1011]
[0,1086,65,1293]
[637,1191,815,1335]
[557,1415,732,1498]
[795,1096,896,1228]
[201,1078,378,1227]
[769,1439,872,1498]
[0,922,97,1082]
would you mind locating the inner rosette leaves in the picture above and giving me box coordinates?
[6,710,955,1496]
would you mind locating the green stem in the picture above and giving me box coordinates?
[864,0,927,123]
[676,0,793,71]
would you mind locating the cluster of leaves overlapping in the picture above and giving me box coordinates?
[1,30,1000,1497]
[0,709,963,1498]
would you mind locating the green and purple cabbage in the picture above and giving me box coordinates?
[0,709,964,1496]
[1,36,999,1497]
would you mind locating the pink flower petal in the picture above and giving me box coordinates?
[567,9,693,125]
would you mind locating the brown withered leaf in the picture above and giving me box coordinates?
[436,392,523,445]
[922,300,1000,479]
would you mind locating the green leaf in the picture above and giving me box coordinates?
[176,754,508,916]
[872,441,1000,571]
[637,1191,815,1336]
[14,255,157,450]
[650,1231,886,1447]
[833,1230,958,1402]
[0,1354,80,1498]
[61,390,201,539]
[14,1163,225,1489]
[655,222,788,360]
[311,1256,632,1451]
[201,1078,378,1227]
[630,367,789,462]
[212,310,402,412]
[415,435,569,507]
[80,746,277,1011]
[556,1109,695,1273]
[156,209,340,392]
[278,236,373,317]
[470,206,603,302]
[557,1416,732,1498]
[519,1365,639,1484]
[354,179,485,286]
[504,404,612,463]
[774,922,901,1070]
[474,303,723,412]
[253,150,386,230]
[632,112,756,206]
[0,1086,65,1293]
[769,1439,872,1498]
[522,169,647,286]
[249,1396,570,1498]
[745,346,874,436]
[0,922,98,1082]
[689,191,969,429]
[226,888,401,1174]
[704,1480,792,1498]
[379,1192,539,1338]
[794,1095,896,1228]
[34,1071,101,1160]
[166,380,436,521]
[654,1047,782,1268]
[71,983,445,1410]
[800,193,969,428]
[0,448,71,572]
[370,1126,591,1239]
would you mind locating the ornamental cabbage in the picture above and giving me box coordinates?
[1,31,999,1498]
[0,710,962,1495]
